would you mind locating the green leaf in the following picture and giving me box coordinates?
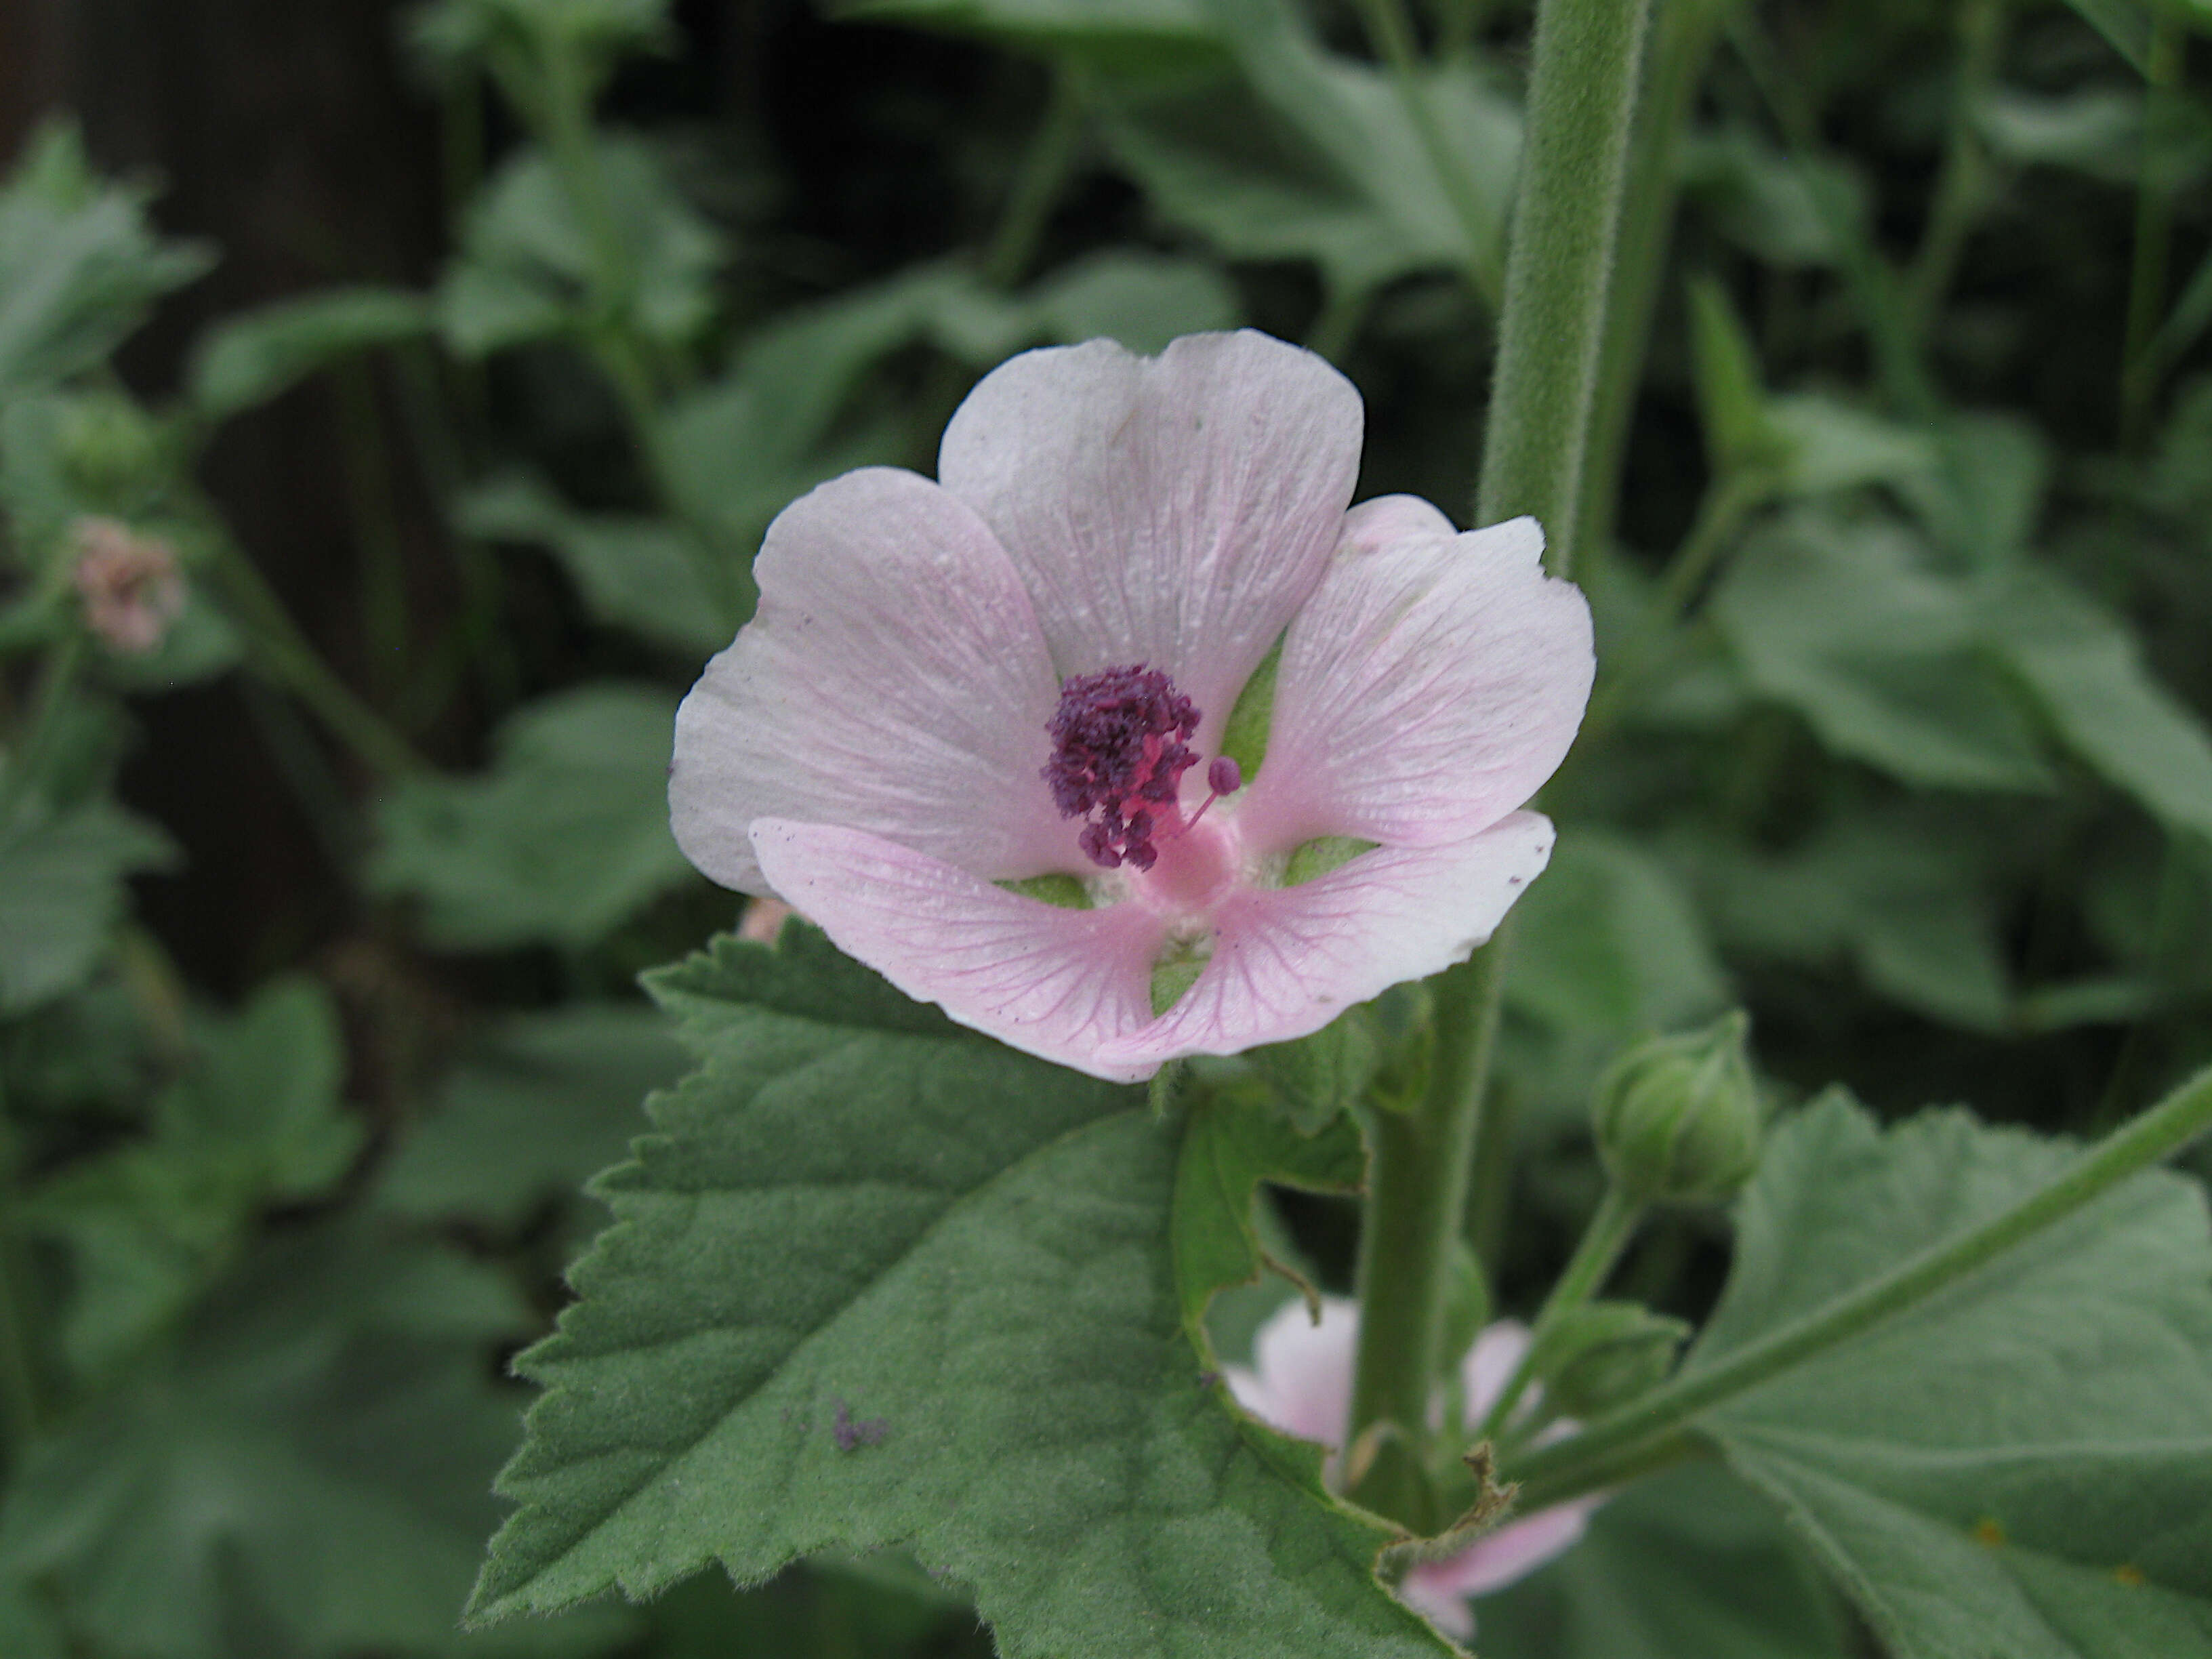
[1099,0,1517,301]
[1699,813,2011,1031]
[469,928,1454,1659]
[0,1582,64,1659]
[377,1004,687,1229]
[1974,87,2146,183]
[1686,1092,2212,1659]
[1712,512,2057,793]
[186,287,434,421]
[0,1220,635,1659]
[438,139,721,357]
[1686,276,1780,476]
[457,473,733,655]
[2059,0,2157,74]
[1509,828,1731,1040]
[1988,571,2212,842]
[1679,129,1856,270]
[369,684,697,951]
[0,121,212,394]
[1245,1007,1382,1135]
[0,801,176,1015]
[1479,1463,1851,1659]
[1170,1092,1366,1333]
[24,976,365,1378]
[821,0,1227,73]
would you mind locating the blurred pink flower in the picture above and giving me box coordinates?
[70,516,184,653]
[1225,1296,1603,1641]
[672,331,1592,1080]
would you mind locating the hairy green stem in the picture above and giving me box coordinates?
[535,33,743,622]
[1355,0,1505,308]
[984,68,1086,289]
[1474,1183,1643,1442]
[1906,0,2005,340]
[1473,0,1654,562]
[203,533,425,778]
[1347,936,1513,1521]
[2,629,86,813]
[1503,1062,2212,1506]
[2120,13,2185,449]
[0,1101,45,1461]
[1347,0,1651,1532]
[1727,12,1938,422]
[1577,0,1727,556]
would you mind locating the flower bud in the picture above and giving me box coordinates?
[1531,1300,1689,1418]
[1593,1010,1763,1206]
[58,393,163,499]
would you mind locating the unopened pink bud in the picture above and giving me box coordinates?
[70,517,185,654]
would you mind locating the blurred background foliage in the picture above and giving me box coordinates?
[0,0,2207,1653]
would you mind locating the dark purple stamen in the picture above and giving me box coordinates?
[1208,756,1242,796]
[1044,665,1203,871]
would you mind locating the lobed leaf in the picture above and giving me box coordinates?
[470,928,1455,1659]
[1686,1092,2212,1658]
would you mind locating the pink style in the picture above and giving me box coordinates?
[1226,1297,1605,1641]
[670,330,1594,1082]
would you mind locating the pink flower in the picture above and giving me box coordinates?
[70,516,185,653]
[1225,1297,1603,1641]
[671,331,1592,1080]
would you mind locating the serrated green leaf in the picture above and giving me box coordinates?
[0,800,176,1015]
[1480,1463,1850,1659]
[1712,512,2057,793]
[1685,1092,2212,1658]
[0,121,212,394]
[368,684,697,951]
[1171,1092,1366,1335]
[470,929,1453,1659]
[0,1221,638,1659]
[377,1004,686,1229]
[1245,1008,1381,1134]
[186,287,433,420]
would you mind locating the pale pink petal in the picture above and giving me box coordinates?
[671,468,1073,895]
[937,331,1363,732]
[1098,815,1555,1068]
[1238,1296,1359,1447]
[1460,1319,1531,1428]
[748,819,1167,1082]
[1235,512,1594,857]
[1338,492,1458,549]
[1411,1496,1603,1602]
[1397,1570,1479,1641]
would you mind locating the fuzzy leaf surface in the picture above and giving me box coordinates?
[470,929,1452,1659]
[1685,1092,2212,1658]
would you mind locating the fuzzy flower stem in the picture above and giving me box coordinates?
[1504,1063,2212,1511]
[1347,0,1651,1529]
[1472,1183,1644,1443]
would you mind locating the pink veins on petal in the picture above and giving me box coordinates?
[668,328,1595,1080]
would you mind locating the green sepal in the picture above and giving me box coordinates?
[1248,1004,1381,1134]
[1170,1090,1368,1342]
[1218,634,1284,785]
[1151,938,1208,1015]
[997,872,1092,909]
[1284,836,1380,886]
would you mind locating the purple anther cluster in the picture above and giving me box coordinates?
[1042,664,1201,872]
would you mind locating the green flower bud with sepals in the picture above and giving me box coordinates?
[1593,1010,1763,1206]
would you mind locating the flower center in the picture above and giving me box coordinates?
[1042,665,1240,874]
